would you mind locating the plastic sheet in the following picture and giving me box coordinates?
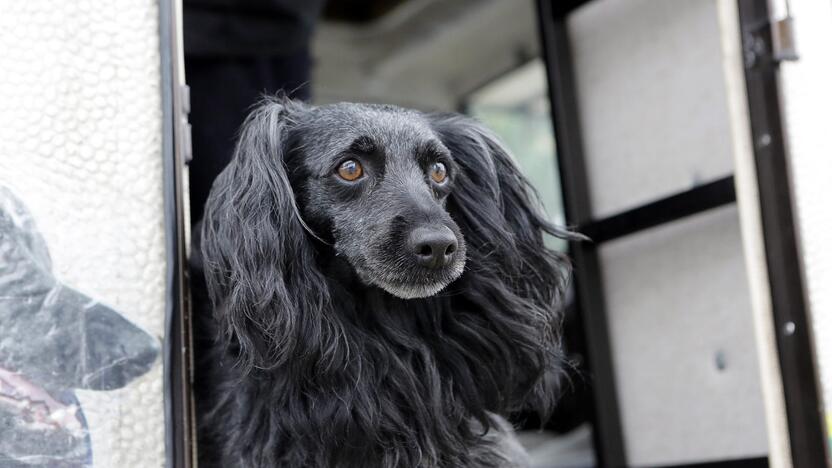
[0,186,160,467]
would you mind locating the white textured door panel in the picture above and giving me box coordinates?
[0,1,168,467]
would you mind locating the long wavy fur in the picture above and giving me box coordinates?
[198,98,571,467]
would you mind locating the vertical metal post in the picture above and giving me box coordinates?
[535,1,627,465]
[737,1,828,466]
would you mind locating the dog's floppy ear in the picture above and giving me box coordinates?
[201,97,331,373]
[429,112,572,273]
[429,113,572,412]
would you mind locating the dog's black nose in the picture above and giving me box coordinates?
[409,226,458,269]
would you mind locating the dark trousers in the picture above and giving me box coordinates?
[185,50,312,226]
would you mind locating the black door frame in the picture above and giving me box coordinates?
[158,0,828,466]
[160,0,194,466]
[737,0,828,466]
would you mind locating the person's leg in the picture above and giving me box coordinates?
[187,51,312,468]
[186,50,312,226]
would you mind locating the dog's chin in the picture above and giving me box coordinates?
[357,260,466,300]
[374,280,451,300]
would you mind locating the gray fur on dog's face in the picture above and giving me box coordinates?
[287,103,466,298]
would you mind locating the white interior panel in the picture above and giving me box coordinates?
[568,0,735,218]
[0,1,166,466]
[600,206,768,465]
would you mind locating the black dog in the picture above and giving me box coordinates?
[195,96,571,467]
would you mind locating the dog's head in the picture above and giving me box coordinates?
[286,103,468,298]
[202,96,569,371]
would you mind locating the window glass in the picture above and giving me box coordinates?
[467,59,566,250]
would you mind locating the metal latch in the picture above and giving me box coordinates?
[743,13,799,69]
[771,16,798,62]
[180,84,193,165]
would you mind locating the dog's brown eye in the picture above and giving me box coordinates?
[429,162,447,184]
[337,159,363,181]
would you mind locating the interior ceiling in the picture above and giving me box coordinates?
[324,0,410,23]
[313,0,540,111]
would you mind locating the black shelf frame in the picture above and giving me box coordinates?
[581,176,737,244]
[535,0,826,467]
